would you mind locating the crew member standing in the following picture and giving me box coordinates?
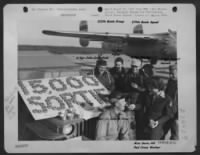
[163,64,178,140]
[94,59,115,92]
[124,58,145,140]
[143,77,174,140]
[110,57,127,92]
[125,58,144,103]
[140,60,155,86]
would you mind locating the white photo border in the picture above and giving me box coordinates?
[3,4,196,153]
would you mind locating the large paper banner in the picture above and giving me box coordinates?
[18,75,109,120]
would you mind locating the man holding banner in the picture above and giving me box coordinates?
[94,59,115,92]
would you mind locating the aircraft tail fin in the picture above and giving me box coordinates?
[133,24,143,34]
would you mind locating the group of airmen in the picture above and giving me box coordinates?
[93,57,178,140]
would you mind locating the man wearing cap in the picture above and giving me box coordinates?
[140,58,157,87]
[124,58,145,139]
[163,64,178,140]
[94,59,115,92]
[125,58,144,100]
[142,77,174,140]
[95,91,129,140]
[110,57,127,92]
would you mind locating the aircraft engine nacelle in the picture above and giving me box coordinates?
[79,38,89,47]
[79,20,89,47]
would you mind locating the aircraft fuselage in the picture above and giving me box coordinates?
[123,41,177,60]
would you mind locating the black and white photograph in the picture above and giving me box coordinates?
[4,4,196,152]
[18,18,178,141]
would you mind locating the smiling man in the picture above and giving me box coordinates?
[109,57,127,92]
[95,91,129,140]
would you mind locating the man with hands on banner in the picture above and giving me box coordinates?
[94,59,115,93]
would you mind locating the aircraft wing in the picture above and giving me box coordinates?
[42,29,177,59]
[18,45,111,55]
[42,30,160,42]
